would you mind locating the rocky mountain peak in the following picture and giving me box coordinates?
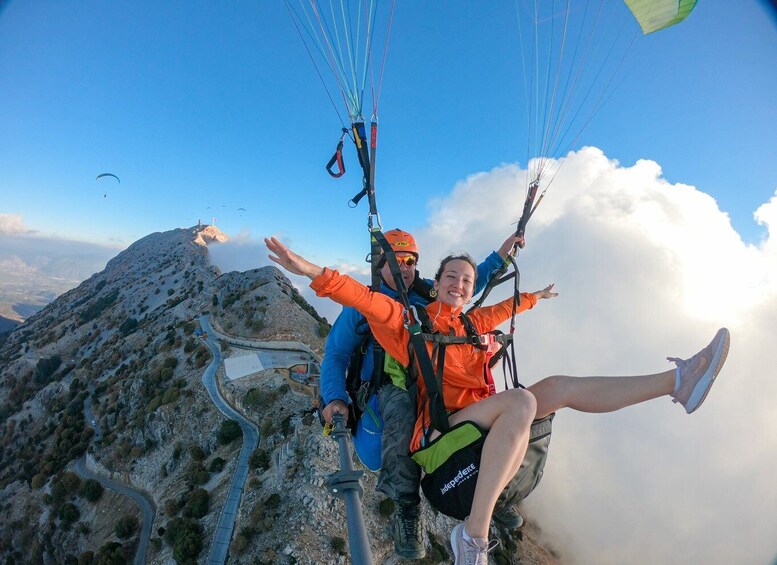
[193,224,229,247]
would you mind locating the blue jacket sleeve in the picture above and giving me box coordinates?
[319,306,366,406]
[475,251,506,295]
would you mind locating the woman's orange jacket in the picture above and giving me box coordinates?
[311,268,538,451]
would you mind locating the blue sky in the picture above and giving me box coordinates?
[1,0,775,257]
[3,4,777,562]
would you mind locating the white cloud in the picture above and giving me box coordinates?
[206,231,272,274]
[410,147,777,565]
[0,213,33,235]
[755,191,777,266]
[0,255,37,274]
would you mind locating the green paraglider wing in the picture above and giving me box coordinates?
[624,0,698,34]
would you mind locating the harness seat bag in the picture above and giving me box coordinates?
[412,421,486,520]
[352,393,383,472]
[412,414,553,520]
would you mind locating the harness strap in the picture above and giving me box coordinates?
[482,349,497,397]
[404,306,452,434]
[348,121,373,208]
[515,179,540,242]
[410,320,450,433]
[469,179,541,311]
[368,119,378,204]
[433,341,444,393]
[419,332,511,348]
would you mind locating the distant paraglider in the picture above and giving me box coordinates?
[96,173,120,183]
[96,173,120,197]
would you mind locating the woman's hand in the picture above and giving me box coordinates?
[533,283,558,300]
[265,236,325,280]
[497,233,526,258]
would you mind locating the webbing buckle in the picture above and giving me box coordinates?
[368,212,383,232]
[475,333,497,348]
[403,305,421,333]
[356,381,371,411]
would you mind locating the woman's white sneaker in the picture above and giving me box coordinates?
[669,327,730,414]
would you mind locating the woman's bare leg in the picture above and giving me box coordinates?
[528,370,676,419]
[442,328,730,542]
[446,388,537,539]
[529,328,731,418]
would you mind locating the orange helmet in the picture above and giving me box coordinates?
[383,229,419,258]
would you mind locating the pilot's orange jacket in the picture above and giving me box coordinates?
[311,268,538,451]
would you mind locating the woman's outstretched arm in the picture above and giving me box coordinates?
[469,283,558,333]
[265,236,324,279]
[265,236,412,364]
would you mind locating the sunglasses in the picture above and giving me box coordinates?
[395,255,417,267]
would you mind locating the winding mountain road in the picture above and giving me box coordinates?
[74,455,155,565]
[72,314,320,565]
[78,390,155,564]
[83,395,102,440]
[199,315,260,565]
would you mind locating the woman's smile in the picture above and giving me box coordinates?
[434,259,475,308]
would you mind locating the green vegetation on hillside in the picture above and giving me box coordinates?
[79,290,119,324]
